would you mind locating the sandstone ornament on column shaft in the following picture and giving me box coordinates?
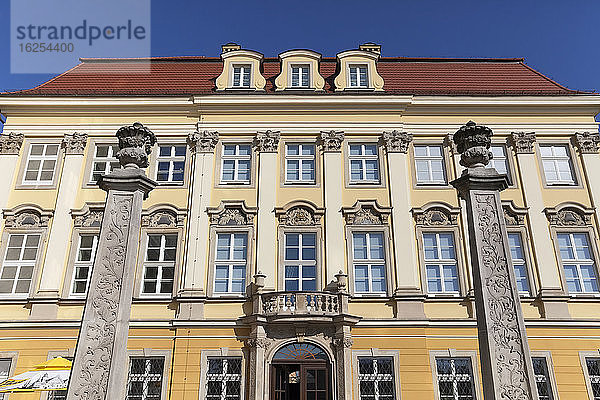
[66,122,156,400]
[451,121,538,400]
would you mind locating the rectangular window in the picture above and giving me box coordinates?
[423,232,459,294]
[357,357,395,400]
[291,65,310,88]
[489,145,511,183]
[349,144,380,184]
[557,232,599,293]
[141,234,177,296]
[349,65,368,87]
[435,358,476,400]
[126,357,164,400]
[415,145,447,185]
[206,357,242,400]
[156,145,186,184]
[285,144,315,184]
[232,65,251,88]
[284,233,317,291]
[91,144,120,182]
[214,233,247,294]
[23,143,59,184]
[70,234,99,296]
[540,145,576,185]
[221,144,251,184]
[507,232,530,295]
[586,358,600,400]
[532,357,554,400]
[0,233,40,295]
[352,232,386,295]
[0,358,11,381]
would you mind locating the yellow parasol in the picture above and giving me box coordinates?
[0,357,71,393]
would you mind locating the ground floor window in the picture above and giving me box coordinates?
[532,357,554,400]
[126,357,165,400]
[206,357,242,400]
[586,358,600,399]
[435,357,475,400]
[357,357,395,400]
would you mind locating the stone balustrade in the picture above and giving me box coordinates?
[260,291,343,316]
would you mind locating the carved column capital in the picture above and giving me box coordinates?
[187,129,219,153]
[62,132,88,155]
[319,131,345,152]
[246,337,270,349]
[0,132,24,155]
[115,122,156,168]
[574,132,600,154]
[332,336,353,350]
[253,130,280,152]
[381,130,412,153]
[510,131,536,154]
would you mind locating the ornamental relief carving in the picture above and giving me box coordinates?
[510,131,536,154]
[319,131,345,152]
[276,201,324,226]
[187,128,219,153]
[381,131,412,153]
[4,206,53,228]
[0,132,24,155]
[472,193,532,398]
[141,207,186,228]
[574,132,600,154]
[253,131,280,153]
[502,201,528,227]
[62,132,88,154]
[412,204,459,227]
[249,325,337,354]
[342,201,391,225]
[207,201,257,226]
[546,207,592,227]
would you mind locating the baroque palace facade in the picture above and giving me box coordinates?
[0,43,600,400]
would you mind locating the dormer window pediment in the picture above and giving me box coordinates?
[275,50,325,91]
[334,48,384,92]
[216,45,267,91]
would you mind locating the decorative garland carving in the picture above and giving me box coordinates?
[574,132,600,154]
[246,337,270,349]
[510,132,536,154]
[276,201,324,226]
[3,205,53,228]
[253,131,280,152]
[319,131,345,152]
[187,128,219,153]
[342,200,391,225]
[545,204,593,226]
[0,132,24,154]
[412,203,459,226]
[381,131,412,153]
[207,201,257,226]
[141,206,186,228]
[62,132,88,154]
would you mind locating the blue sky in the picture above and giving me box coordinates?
[0,0,598,94]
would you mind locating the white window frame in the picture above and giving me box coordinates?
[422,232,460,295]
[125,349,171,400]
[348,143,380,184]
[69,233,99,297]
[154,144,186,185]
[0,233,42,297]
[283,232,318,292]
[489,144,512,184]
[213,232,248,296]
[89,143,120,184]
[140,233,178,297]
[220,144,252,185]
[21,143,60,185]
[351,232,387,296]
[556,231,599,294]
[205,357,243,400]
[430,350,481,400]
[284,143,316,184]
[539,144,576,186]
[199,349,246,400]
[414,144,447,185]
[348,64,369,88]
[507,232,531,296]
[531,352,557,400]
[290,64,310,88]
[232,64,251,88]
[352,349,401,400]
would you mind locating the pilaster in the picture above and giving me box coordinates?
[0,132,24,231]
[574,131,600,236]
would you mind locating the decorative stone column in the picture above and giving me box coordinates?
[573,132,600,234]
[510,132,568,318]
[247,325,268,400]
[35,133,88,309]
[333,325,353,400]
[177,127,218,319]
[320,131,345,284]
[0,133,24,229]
[254,130,280,290]
[451,121,537,400]
[66,122,156,400]
[381,131,425,318]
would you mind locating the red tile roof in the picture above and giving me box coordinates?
[1,56,585,96]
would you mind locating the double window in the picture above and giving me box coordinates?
[70,234,99,296]
[357,357,396,400]
[291,65,310,88]
[349,144,380,184]
[540,144,576,185]
[285,144,316,184]
[507,232,531,295]
[0,233,40,295]
[349,65,368,88]
[557,232,599,293]
[414,145,446,185]
[423,232,459,294]
[156,145,186,184]
[352,232,386,295]
[141,234,177,296]
[221,144,251,184]
[284,233,317,291]
[232,65,251,88]
[126,357,165,400]
[90,144,120,183]
[206,357,243,400]
[435,357,476,400]
[214,233,248,295]
[23,143,59,185]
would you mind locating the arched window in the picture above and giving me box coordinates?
[272,342,328,361]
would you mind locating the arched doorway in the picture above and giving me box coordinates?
[270,342,330,400]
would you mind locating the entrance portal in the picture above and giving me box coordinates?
[270,342,330,400]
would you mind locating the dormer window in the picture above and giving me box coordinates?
[232,65,251,88]
[349,65,368,88]
[291,65,310,88]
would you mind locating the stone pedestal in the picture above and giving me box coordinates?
[451,122,537,400]
[67,123,156,400]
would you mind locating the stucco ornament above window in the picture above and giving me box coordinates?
[274,49,325,91]
[502,200,528,226]
[141,204,186,228]
[412,202,460,227]
[334,43,384,91]
[4,204,53,228]
[545,202,594,226]
[275,200,324,226]
[207,200,257,226]
[71,202,105,227]
[342,200,391,225]
[215,43,267,91]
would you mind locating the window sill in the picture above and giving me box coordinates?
[15,183,58,190]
